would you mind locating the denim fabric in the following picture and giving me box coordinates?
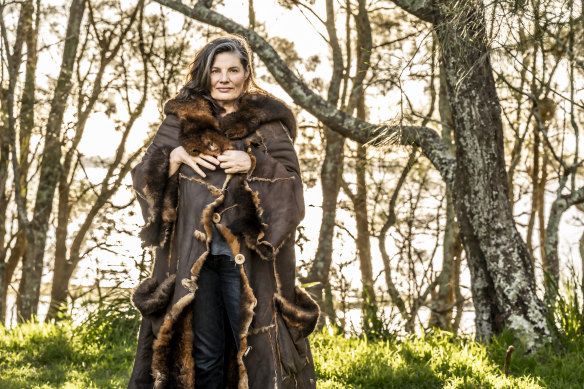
[192,254,242,389]
[210,223,233,257]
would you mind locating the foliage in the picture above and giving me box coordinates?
[0,297,140,389]
[314,328,583,389]
[1,308,584,388]
[547,272,584,346]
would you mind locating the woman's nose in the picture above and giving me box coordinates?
[219,71,229,82]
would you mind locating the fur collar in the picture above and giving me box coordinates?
[163,91,297,156]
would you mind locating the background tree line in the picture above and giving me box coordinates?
[2,0,584,350]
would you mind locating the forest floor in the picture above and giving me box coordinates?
[1,318,582,388]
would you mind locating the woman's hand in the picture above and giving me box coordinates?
[169,146,220,178]
[218,150,251,174]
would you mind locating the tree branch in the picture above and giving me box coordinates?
[389,0,436,23]
[152,0,455,186]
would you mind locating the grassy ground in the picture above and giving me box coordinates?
[1,318,583,389]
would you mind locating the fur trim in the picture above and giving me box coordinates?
[140,144,178,247]
[236,264,257,389]
[142,92,295,249]
[132,275,176,319]
[152,316,174,388]
[219,92,297,141]
[165,98,233,156]
[225,176,263,239]
[274,286,320,338]
[177,311,195,388]
[164,92,297,150]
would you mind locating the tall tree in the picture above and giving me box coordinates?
[47,0,145,318]
[17,0,87,321]
[0,0,40,323]
[302,0,346,327]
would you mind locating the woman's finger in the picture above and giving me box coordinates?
[187,161,206,178]
[220,161,234,170]
[194,156,216,170]
[199,154,220,165]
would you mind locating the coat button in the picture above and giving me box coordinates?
[234,254,245,264]
[212,212,221,223]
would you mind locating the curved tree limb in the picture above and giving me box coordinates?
[152,0,455,186]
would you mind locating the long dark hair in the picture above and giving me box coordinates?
[174,35,263,114]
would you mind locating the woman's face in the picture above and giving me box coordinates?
[209,52,249,109]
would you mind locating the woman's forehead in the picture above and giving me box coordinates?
[212,52,243,68]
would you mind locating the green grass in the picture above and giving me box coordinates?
[0,320,137,388]
[1,320,583,388]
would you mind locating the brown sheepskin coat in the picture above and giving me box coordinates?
[127,91,319,389]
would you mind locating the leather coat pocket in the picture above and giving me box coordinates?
[132,275,176,320]
[274,286,320,377]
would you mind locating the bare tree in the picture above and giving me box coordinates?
[47,0,146,318]
[17,0,87,321]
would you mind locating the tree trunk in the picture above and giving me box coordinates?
[537,153,547,270]
[526,125,540,258]
[302,0,346,327]
[354,96,379,331]
[429,64,461,331]
[306,129,345,325]
[1,0,37,324]
[579,229,584,298]
[2,232,26,321]
[543,185,584,301]
[436,4,548,345]
[18,0,86,321]
[46,0,142,320]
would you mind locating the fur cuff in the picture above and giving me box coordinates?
[139,145,179,247]
[274,286,320,338]
[132,275,176,319]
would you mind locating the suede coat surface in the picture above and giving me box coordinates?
[128,92,319,389]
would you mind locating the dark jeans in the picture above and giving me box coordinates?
[192,254,242,389]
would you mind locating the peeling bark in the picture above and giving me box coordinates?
[435,3,548,345]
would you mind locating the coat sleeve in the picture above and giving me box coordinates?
[131,114,181,247]
[244,121,305,259]
[128,117,181,388]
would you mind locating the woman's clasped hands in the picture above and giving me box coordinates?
[169,146,251,177]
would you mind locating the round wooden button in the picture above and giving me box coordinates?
[212,213,221,223]
[234,254,245,264]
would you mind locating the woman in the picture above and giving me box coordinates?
[128,35,319,389]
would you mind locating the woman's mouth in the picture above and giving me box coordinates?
[216,87,232,92]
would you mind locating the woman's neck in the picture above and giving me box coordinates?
[218,100,237,116]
